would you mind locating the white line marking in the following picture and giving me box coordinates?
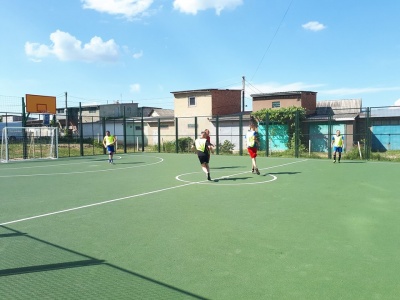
[0,155,163,178]
[0,181,199,226]
[176,159,307,185]
[0,159,308,226]
[176,171,277,185]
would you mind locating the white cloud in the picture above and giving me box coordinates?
[302,21,326,32]
[130,83,141,92]
[322,86,400,95]
[248,82,323,95]
[82,0,153,19]
[132,50,143,59]
[173,0,243,15]
[25,30,119,63]
[394,99,400,106]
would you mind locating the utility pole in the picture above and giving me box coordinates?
[242,76,245,112]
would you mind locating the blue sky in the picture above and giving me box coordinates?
[1,0,400,113]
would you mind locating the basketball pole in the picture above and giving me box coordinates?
[21,97,28,159]
[22,96,29,127]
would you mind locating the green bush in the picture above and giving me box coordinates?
[178,137,193,153]
[219,140,235,154]
[162,140,175,153]
[343,147,361,160]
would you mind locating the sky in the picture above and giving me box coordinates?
[1,0,400,114]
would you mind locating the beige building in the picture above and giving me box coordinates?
[251,91,317,114]
[171,88,242,138]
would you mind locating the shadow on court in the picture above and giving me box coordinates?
[211,166,245,170]
[268,172,301,175]
[0,225,209,299]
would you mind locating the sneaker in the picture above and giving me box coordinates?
[255,168,260,175]
[251,168,255,174]
[333,160,336,163]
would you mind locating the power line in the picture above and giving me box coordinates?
[251,0,294,81]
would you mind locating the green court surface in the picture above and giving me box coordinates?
[0,153,399,299]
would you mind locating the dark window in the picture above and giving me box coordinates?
[188,96,196,107]
[272,101,280,108]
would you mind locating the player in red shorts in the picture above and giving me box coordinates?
[246,123,260,175]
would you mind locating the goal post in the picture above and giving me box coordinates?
[1,127,58,163]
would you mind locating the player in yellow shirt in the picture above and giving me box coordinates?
[103,131,116,163]
[331,130,344,163]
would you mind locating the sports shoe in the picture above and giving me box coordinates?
[251,168,255,174]
[255,168,260,175]
[333,160,336,163]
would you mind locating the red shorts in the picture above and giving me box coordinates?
[247,147,257,158]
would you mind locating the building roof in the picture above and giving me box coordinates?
[359,106,400,118]
[250,91,317,98]
[171,88,241,95]
[306,99,362,122]
[150,108,174,117]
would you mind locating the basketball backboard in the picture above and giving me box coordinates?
[26,94,56,114]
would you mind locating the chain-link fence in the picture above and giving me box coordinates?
[2,99,400,161]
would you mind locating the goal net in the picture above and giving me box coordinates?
[1,127,58,163]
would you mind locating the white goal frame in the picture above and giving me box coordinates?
[1,127,58,163]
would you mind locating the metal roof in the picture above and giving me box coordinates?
[250,91,317,98]
[171,88,240,94]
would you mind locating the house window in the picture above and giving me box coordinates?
[188,124,197,128]
[272,101,280,108]
[188,96,196,107]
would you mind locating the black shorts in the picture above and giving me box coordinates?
[198,155,209,164]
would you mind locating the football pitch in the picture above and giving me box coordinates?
[0,153,399,299]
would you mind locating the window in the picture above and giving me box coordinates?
[88,108,97,113]
[272,101,280,108]
[188,124,197,128]
[188,96,196,107]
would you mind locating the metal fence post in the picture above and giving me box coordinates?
[366,107,371,160]
[141,107,144,152]
[239,114,243,156]
[328,114,332,159]
[158,118,161,153]
[175,117,179,153]
[123,106,127,153]
[265,113,269,157]
[79,102,83,156]
[194,117,198,142]
[295,110,300,158]
[216,115,219,155]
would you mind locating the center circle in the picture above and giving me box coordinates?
[176,170,277,185]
